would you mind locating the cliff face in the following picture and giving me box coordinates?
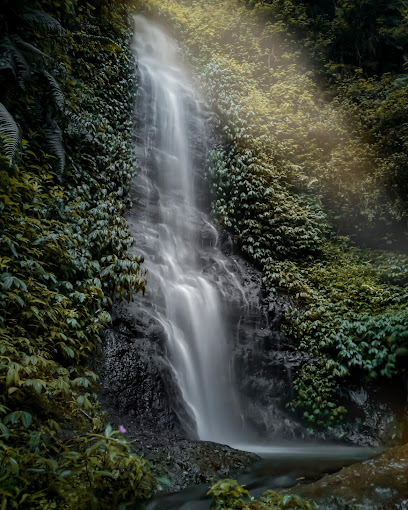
[132,0,408,440]
[98,2,407,504]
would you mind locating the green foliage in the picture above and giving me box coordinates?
[208,479,317,509]
[208,479,250,509]
[0,0,153,506]
[57,425,155,508]
[137,0,408,240]
[252,0,408,74]
[331,309,408,377]
[209,150,327,260]
[246,0,408,235]
[19,7,65,35]
[279,242,408,425]
[288,359,347,428]
[0,421,156,509]
[0,103,20,165]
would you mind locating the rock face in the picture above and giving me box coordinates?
[99,242,405,451]
[99,238,311,444]
[287,442,408,509]
[225,261,311,440]
[100,311,189,437]
[317,382,407,447]
[99,306,260,493]
[131,438,259,494]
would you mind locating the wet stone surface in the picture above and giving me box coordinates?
[287,442,408,509]
[100,317,260,490]
[100,309,190,438]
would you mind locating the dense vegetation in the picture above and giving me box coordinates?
[1,0,407,507]
[0,0,155,507]
[247,0,408,243]
[135,0,408,428]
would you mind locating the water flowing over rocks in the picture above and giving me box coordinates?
[98,12,407,499]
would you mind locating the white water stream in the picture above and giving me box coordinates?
[129,15,247,444]
[128,16,378,464]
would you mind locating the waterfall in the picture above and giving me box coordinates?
[119,16,380,463]
[128,15,249,444]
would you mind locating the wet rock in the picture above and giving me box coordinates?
[316,382,406,447]
[100,310,192,436]
[287,442,408,509]
[129,434,259,493]
[219,230,234,256]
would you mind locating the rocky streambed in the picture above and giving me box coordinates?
[287,442,408,509]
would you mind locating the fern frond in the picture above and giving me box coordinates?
[20,8,65,36]
[45,120,65,178]
[13,35,50,60]
[0,54,16,79]
[41,71,64,112]
[0,102,20,165]
[0,36,30,88]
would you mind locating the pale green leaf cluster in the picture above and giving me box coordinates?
[208,478,317,509]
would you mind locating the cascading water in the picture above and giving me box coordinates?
[123,16,379,464]
[128,15,249,445]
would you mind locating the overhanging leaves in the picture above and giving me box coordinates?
[0,102,20,164]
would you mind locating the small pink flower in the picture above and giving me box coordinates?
[118,425,127,434]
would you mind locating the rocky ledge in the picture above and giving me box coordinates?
[287,442,408,509]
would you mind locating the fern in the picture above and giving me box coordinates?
[45,120,65,177]
[41,70,65,112]
[0,36,30,88]
[0,102,20,164]
[0,52,16,77]
[13,35,50,60]
[20,8,65,36]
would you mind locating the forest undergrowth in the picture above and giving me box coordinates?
[0,0,156,507]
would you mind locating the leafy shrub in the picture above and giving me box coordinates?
[0,0,153,506]
[246,0,408,238]
[0,420,156,509]
[208,479,317,509]
[208,149,327,260]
